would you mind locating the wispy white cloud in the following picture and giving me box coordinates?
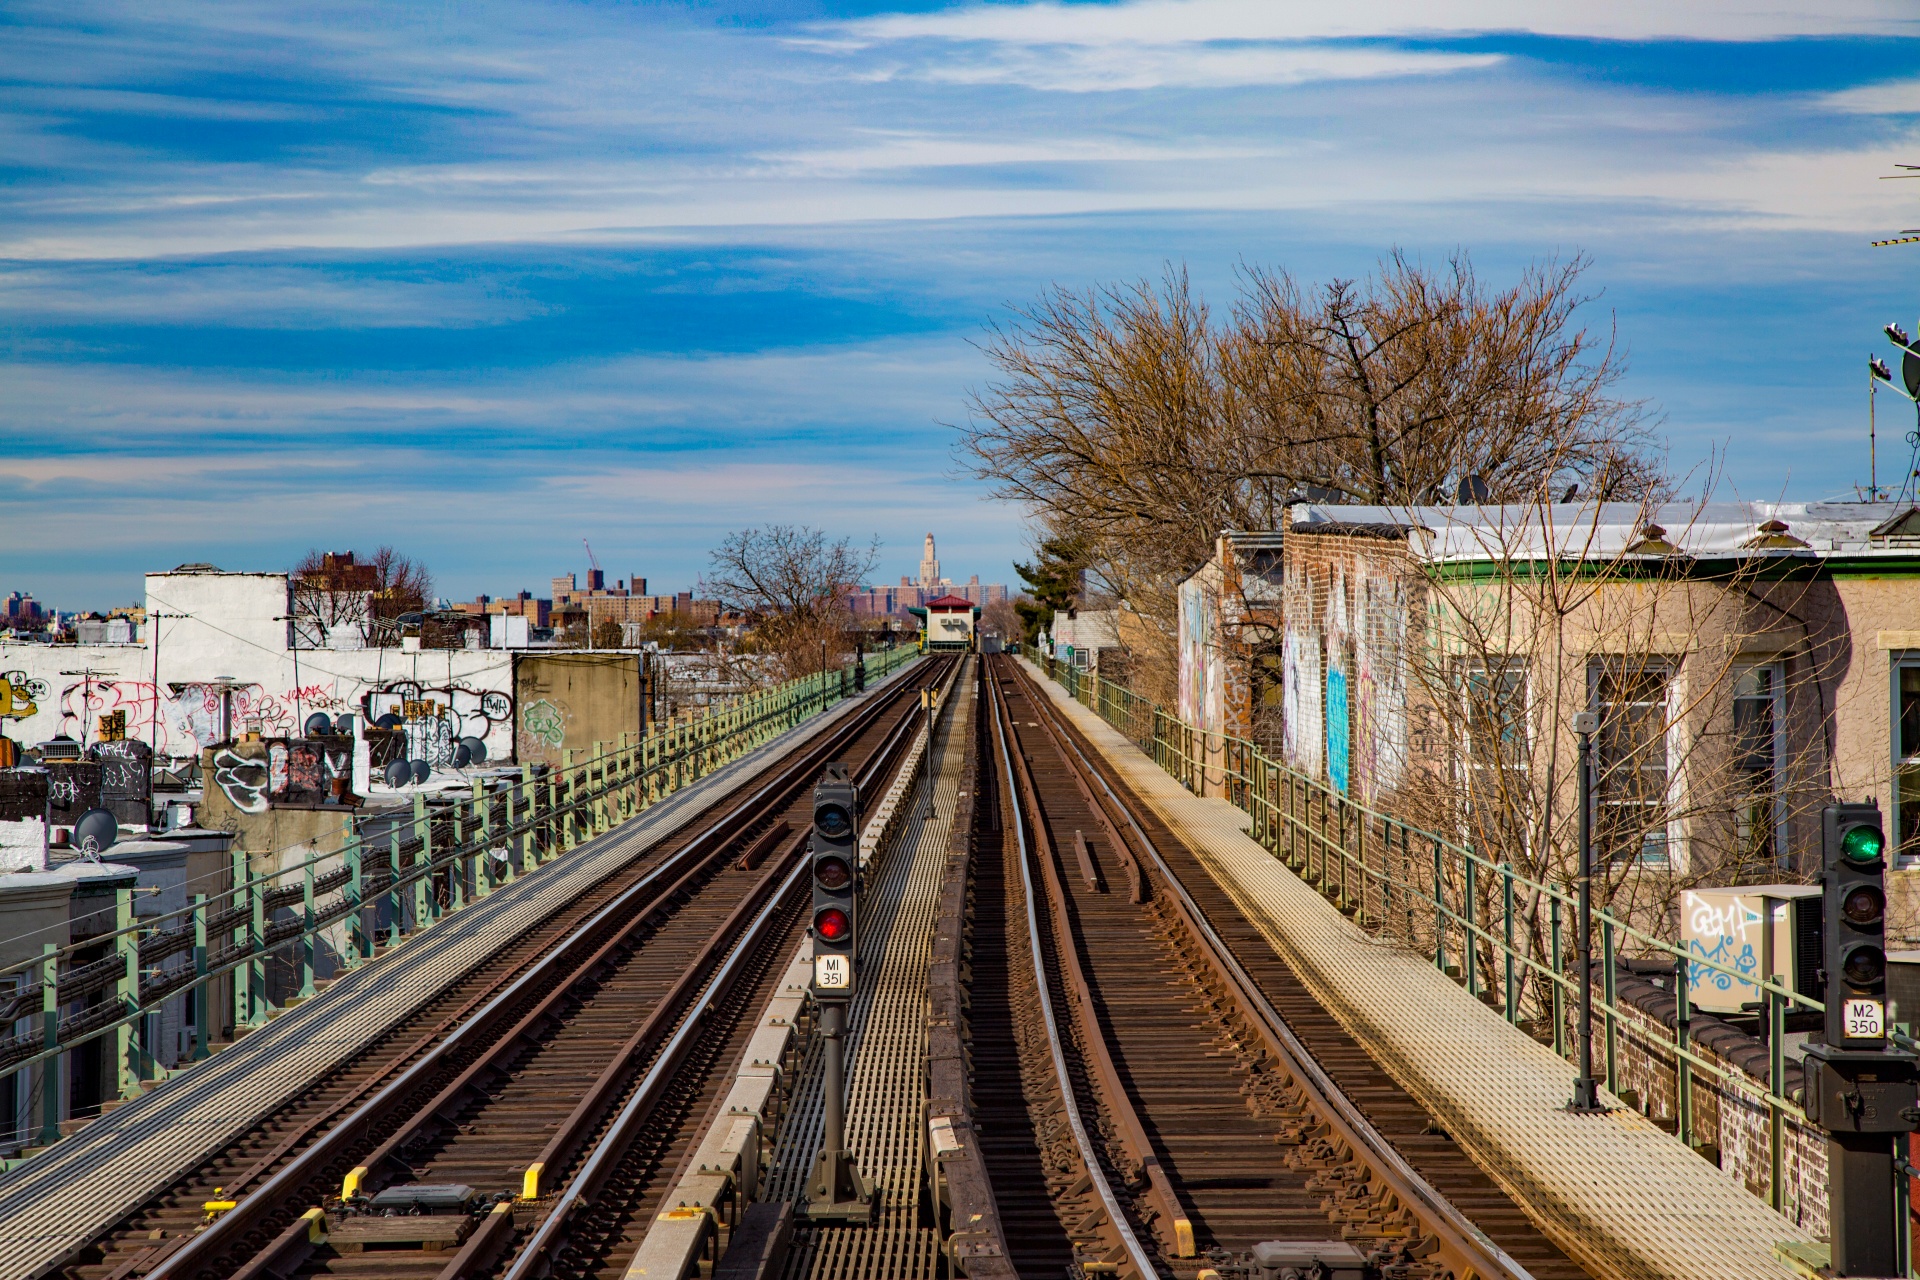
[867,40,1500,93]
[831,0,1919,47]
[1821,78,1920,115]
[761,132,1274,175]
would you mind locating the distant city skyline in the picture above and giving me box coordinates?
[8,531,1018,616]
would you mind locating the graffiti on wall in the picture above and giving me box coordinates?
[366,682,513,767]
[211,747,269,814]
[520,698,568,754]
[59,679,295,755]
[1281,563,1324,780]
[0,671,46,721]
[1280,548,1409,806]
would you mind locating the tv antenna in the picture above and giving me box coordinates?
[1873,163,1920,247]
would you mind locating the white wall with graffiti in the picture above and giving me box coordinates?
[0,568,516,766]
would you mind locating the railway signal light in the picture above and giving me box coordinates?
[810,763,859,999]
[1824,802,1889,1049]
[1803,800,1920,1278]
[806,761,875,1223]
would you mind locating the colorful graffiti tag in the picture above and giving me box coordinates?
[210,747,269,814]
[59,679,294,755]
[366,682,514,767]
[0,671,47,721]
[520,698,567,753]
[55,679,365,757]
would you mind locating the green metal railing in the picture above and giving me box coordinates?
[1046,658,1852,1215]
[0,646,919,1150]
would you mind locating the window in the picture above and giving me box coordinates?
[1072,647,1090,670]
[1732,664,1785,867]
[1591,659,1671,866]
[1896,659,1920,866]
[1465,661,1529,769]
[1463,659,1528,853]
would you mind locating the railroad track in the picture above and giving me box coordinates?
[979,656,1591,1280]
[53,656,950,1280]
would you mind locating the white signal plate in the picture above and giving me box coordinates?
[1844,998,1885,1039]
[814,954,852,990]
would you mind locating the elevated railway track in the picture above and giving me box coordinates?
[5,649,1781,1280]
[35,657,952,1280]
[975,655,1591,1280]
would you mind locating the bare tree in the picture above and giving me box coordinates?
[1227,253,1662,506]
[959,254,1664,702]
[980,596,1023,644]
[291,550,373,645]
[705,526,880,686]
[367,546,432,621]
[292,547,434,647]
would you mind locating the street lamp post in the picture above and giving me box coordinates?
[1570,709,1606,1113]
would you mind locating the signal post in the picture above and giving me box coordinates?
[806,763,876,1223]
[1802,802,1919,1277]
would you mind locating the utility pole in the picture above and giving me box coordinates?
[273,614,307,731]
[147,612,187,754]
[1569,710,1606,1114]
[60,667,112,745]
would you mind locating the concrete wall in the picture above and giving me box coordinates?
[513,652,645,767]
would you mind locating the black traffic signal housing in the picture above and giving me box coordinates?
[811,763,859,998]
[1823,802,1890,1049]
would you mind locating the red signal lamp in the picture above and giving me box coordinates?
[814,907,851,943]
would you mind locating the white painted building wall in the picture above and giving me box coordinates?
[0,569,518,766]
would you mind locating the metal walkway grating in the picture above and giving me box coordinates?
[766,662,974,1280]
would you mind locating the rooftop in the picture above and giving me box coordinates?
[1287,499,1920,564]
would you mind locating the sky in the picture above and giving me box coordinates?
[4,1,1920,610]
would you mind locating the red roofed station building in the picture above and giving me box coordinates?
[910,594,981,652]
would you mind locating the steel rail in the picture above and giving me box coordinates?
[1011,659,1540,1280]
[464,653,956,1278]
[500,854,812,1280]
[146,664,938,1280]
[984,673,1159,1280]
[994,675,1194,1258]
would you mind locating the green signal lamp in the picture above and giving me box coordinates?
[1842,823,1887,865]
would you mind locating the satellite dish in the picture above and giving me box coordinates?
[1904,346,1920,400]
[451,742,472,768]
[333,714,355,737]
[375,713,403,730]
[1455,474,1492,504]
[303,712,333,737]
[460,736,487,765]
[410,759,430,785]
[73,809,118,856]
[384,759,412,788]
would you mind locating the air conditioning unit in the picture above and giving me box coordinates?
[1680,884,1822,1016]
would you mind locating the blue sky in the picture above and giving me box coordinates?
[4,1,1920,609]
